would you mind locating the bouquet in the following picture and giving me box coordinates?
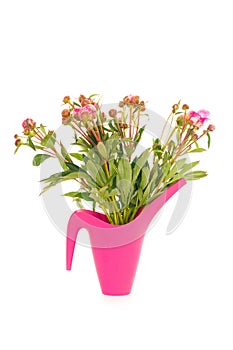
[14,94,215,225]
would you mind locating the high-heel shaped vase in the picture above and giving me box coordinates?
[66,178,186,295]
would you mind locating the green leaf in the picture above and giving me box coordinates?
[60,142,72,162]
[76,192,94,201]
[89,93,99,98]
[108,158,117,177]
[139,164,150,190]
[73,101,81,107]
[14,144,21,154]
[184,170,208,181]
[85,160,106,186]
[65,162,80,171]
[175,158,186,170]
[189,148,206,153]
[40,171,80,194]
[97,142,107,159]
[28,137,36,151]
[180,161,200,174]
[64,192,81,197]
[207,132,211,148]
[40,124,46,135]
[32,154,52,166]
[41,132,56,148]
[132,149,150,183]
[134,125,145,143]
[64,191,94,202]
[117,157,132,183]
[41,170,72,183]
[107,188,120,197]
[105,138,119,159]
[116,157,132,205]
[70,153,83,161]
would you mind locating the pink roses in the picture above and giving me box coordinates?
[22,118,36,135]
[188,109,210,128]
[73,104,96,121]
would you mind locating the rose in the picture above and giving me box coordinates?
[73,104,96,121]
[22,118,36,130]
[188,109,210,128]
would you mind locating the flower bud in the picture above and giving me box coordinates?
[62,109,70,118]
[182,104,189,110]
[62,109,71,125]
[63,96,70,104]
[176,116,184,126]
[14,134,18,139]
[140,101,146,111]
[15,139,21,146]
[207,124,215,132]
[81,98,90,107]
[131,95,140,104]
[22,118,36,130]
[119,101,124,107]
[120,123,128,129]
[23,128,30,135]
[140,105,146,112]
[79,94,86,103]
[108,109,117,118]
[123,96,131,104]
[172,104,179,111]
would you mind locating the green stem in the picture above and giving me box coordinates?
[129,106,133,139]
[160,112,173,141]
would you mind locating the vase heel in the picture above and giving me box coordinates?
[66,212,81,270]
[66,237,76,270]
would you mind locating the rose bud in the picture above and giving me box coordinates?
[131,95,140,104]
[79,94,86,102]
[182,104,189,110]
[14,134,18,139]
[140,101,146,111]
[172,104,179,111]
[108,109,117,118]
[123,96,131,104]
[62,109,70,118]
[207,124,215,132]
[121,123,128,129]
[23,128,30,135]
[63,96,70,104]
[22,118,36,130]
[176,116,184,126]
[119,101,124,107]
[81,98,90,107]
[15,139,21,146]
[140,105,146,112]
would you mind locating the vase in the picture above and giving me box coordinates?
[66,178,186,295]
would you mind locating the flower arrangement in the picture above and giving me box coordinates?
[14,94,215,225]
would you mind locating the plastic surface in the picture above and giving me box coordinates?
[66,178,186,295]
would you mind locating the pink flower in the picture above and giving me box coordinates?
[188,109,210,127]
[22,118,36,130]
[73,104,96,120]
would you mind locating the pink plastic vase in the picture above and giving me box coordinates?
[66,178,186,295]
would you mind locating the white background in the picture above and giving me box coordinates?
[0,1,232,349]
